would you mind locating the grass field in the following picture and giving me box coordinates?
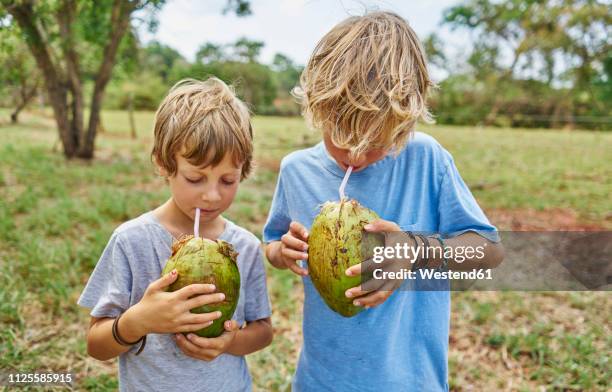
[0,109,610,391]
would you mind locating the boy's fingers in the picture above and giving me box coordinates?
[281,233,309,252]
[175,333,201,353]
[345,257,378,276]
[287,261,309,276]
[176,320,214,333]
[289,222,309,240]
[364,219,400,232]
[345,263,362,276]
[352,281,395,308]
[183,292,226,311]
[183,333,223,351]
[224,319,239,332]
[183,311,222,325]
[149,269,178,291]
[175,283,217,300]
[281,247,308,261]
[345,275,385,298]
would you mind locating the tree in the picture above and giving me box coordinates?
[423,33,447,73]
[443,0,612,127]
[143,40,186,82]
[173,60,277,113]
[232,37,264,63]
[196,42,225,64]
[1,0,252,159]
[0,25,41,123]
[272,53,301,91]
[0,0,163,158]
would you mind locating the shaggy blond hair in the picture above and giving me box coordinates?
[151,78,253,180]
[295,11,434,158]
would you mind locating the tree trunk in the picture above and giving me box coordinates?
[79,0,135,158]
[551,98,564,129]
[58,0,85,151]
[484,98,502,126]
[97,119,106,134]
[128,92,137,139]
[5,2,75,157]
[10,81,38,124]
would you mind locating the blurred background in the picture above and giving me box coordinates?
[0,0,610,390]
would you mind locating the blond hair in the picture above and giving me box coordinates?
[295,11,434,158]
[151,78,253,180]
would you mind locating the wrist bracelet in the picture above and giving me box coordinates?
[432,234,450,271]
[406,232,420,272]
[416,234,430,269]
[112,313,147,355]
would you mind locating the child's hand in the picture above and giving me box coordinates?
[279,222,309,276]
[344,219,405,308]
[174,320,240,361]
[132,270,225,335]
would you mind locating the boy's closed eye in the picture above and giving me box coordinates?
[184,175,237,186]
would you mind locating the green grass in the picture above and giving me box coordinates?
[426,125,612,222]
[0,108,610,391]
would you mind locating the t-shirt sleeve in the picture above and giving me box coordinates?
[262,171,291,243]
[77,232,133,318]
[244,247,272,322]
[438,156,500,242]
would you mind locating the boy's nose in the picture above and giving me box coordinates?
[201,187,222,203]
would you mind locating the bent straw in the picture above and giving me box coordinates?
[339,166,353,200]
[194,208,200,238]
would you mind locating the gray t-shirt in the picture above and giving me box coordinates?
[78,211,271,392]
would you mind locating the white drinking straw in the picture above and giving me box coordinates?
[194,208,200,238]
[339,166,353,200]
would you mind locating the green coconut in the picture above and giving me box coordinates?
[162,235,240,337]
[308,199,384,317]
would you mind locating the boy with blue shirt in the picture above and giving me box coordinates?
[263,12,504,391]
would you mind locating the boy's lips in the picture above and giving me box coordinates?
[198,208,219,213]
[341,162,363,171]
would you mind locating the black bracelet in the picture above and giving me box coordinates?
[112,313,147,355]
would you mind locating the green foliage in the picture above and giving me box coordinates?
[141,40,187,82]
[0,26,40,119]
[435,0,612,129]
[232,37,264,63]
[196,42,224,64]
[223,0,252,16]
[105,36,301,115]
[170,60,278,113]
[105,71,168,110]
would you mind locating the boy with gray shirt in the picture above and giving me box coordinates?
[78,78,272,392]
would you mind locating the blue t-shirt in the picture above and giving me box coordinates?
[263,132,497,392]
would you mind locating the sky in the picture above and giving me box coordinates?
[138,0,470,81]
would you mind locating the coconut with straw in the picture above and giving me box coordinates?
[161,208,241,337]
[307,167,384,317]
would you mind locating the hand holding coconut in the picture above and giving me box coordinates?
[344,218,407,308]
[174,319,240,361]
[277,222,310,276]
[128,269,225,336]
